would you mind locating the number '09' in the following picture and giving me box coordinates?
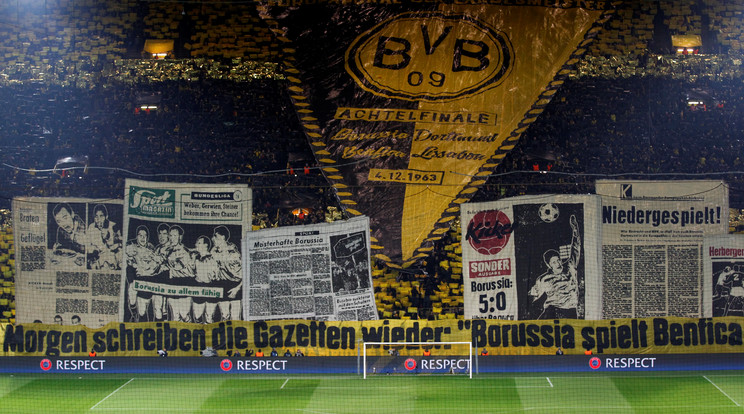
[407,71,446,87]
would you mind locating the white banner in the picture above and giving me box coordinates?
[243,216,377,321]
[13,197,124,327]
[461,195,602,321]
[596,180,728,319]
[120,179,251,323]
[703,234,744,317]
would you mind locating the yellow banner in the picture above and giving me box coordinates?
[260,3,615,265]
[4,317,744,357]
[259,0,615,267]
[396,4,609,264]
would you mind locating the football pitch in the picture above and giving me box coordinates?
[1,372,743,413]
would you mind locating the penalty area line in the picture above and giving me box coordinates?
[546,377,553,388]
[281,378,289,389]
[704,375,741,407]
[90,378,135,410]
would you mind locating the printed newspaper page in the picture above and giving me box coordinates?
[120,179,251,323]
[596,180,728,318]
[243,216,377,321]
[704,234,744,318]
[13,197,124,328]
[461,195,602,321]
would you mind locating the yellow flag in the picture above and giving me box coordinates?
[259,1,616,266]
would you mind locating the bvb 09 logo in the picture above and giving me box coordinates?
[345,12,513,102]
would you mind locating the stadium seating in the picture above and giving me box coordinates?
[2,1,744,322]
[2,0,744,75]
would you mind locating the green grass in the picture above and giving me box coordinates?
[1,372,743,413]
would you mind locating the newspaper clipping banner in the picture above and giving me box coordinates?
[120,179,251,323]
[461,195,602,321]
[244,216,377,321]
[596,180,728,319]
[704,234,744,317]
[12,197,124,328]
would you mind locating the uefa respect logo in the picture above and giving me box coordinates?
[404,358,469,372]
[589,357,658,370]
[38,358,106,371]
[220,359,233,371]
[218,359,288,372]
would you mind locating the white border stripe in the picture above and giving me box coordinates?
[704,375,741,407]
[81,405,741,412]
[90,378,135,411]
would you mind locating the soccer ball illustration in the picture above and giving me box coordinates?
[539,203,559,223]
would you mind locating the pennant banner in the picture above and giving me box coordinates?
[258,1,616,265]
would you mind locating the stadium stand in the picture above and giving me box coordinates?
[2,0,744,321]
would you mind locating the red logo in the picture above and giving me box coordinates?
[40,359,52,371]
[466,210,513,255]
[220,359,233,371]
[404,358,417,371]
[589,357,601,370]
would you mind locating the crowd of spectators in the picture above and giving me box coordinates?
[470,76,744,208]
[0,0,278,81]
[4,1,744,323]
[5,72,743,322]
[373,224,464,320]
[0,79,333,219]
[0,0,743,85]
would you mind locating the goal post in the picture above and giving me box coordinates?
[361,341,472,379]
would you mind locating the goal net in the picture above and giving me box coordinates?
[361,342,472,379]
